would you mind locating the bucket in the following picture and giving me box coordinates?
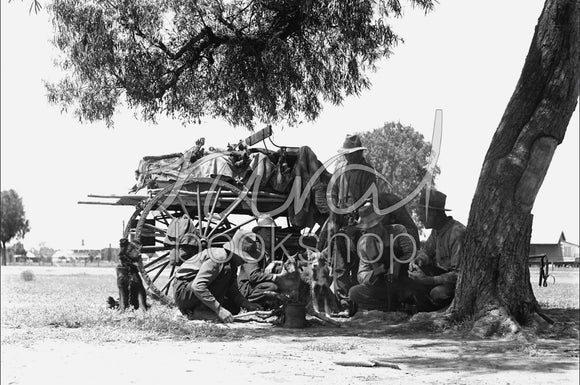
[283,303,307,328]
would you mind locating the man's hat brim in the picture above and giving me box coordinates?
[223,242,260,263]
[252,224,280,233]
[418,204,452,212]
[169,248,190,263]
[337,146,367,154]
[356,212,385,230]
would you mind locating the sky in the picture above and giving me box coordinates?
[1,0,578,251]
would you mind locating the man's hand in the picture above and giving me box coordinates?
[408,260,423,273]
[408,268,433,285]
[243,302,263,312]
[265,260,282,274]
[372,264,386,275]
[217,307,234,323]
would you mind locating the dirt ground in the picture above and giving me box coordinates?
[1,266,579,384]
[3,318,579,385]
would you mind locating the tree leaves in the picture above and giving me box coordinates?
[1,190,30,245]
[359,122,440,229]
[46,0,435,128]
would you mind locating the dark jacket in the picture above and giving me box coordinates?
[175,248,246,313]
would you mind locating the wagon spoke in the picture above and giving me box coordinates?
[161,275,176,295]
[196,183,203,235]
[143,223,167,235]
[150,261,169,283]
[158,206,175,220]
[155,214,169,226]
[208,195,248,237]
[141,232,164,241]
[163,266,176,295]
[204,187,222,237]
[213,217,256,240]
[144,252,170,269]
[146,259,169,274]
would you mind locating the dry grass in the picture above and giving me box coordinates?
[531,267,580,309]
[1,267,228,344]
[1,266,578,345]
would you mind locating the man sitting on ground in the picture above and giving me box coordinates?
[349,194,416,313]
[408,189,466,311]
[174,229,262,323]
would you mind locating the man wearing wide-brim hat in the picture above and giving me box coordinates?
[407,188,466,311]
[168,232,200,265]
[174,229,263,322]
[238,214,286,309]
[330,134,378,313]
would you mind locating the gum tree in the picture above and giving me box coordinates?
[1,190,30,266]
[449,0,579,335]
[45,0,435,128]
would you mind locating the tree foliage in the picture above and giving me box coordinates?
[46,0,434,128]
[8,0,43,14]
[9,242,27,256]
[1,190,30,265]
[1,190,30,246]
[359,122,439,227]
[38,243,56,259]
[101,247,120,262]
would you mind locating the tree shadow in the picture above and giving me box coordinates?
[384,352,577,374]
[216,308,580,345]
[537,308,579,339]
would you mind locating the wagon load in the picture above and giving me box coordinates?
[131,138,276,193]
[130,131,331,228]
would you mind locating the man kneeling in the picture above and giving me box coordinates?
[174,229,262,323]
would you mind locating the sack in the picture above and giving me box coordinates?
[164,215,195,246]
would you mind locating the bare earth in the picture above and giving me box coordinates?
[3,320,579,385]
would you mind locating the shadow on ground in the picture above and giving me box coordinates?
[217,308,580,341]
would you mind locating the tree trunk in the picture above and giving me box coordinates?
[451,0,579,336]
[1,241,6,266]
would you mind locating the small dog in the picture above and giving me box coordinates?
[308,251,339,315]
[274,252,339,316]
[107,239,149,311]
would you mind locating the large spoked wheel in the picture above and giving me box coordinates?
[126,177,257,306]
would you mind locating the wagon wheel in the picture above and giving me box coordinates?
[130,178,257,306]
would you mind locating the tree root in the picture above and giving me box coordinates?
[407,306,524,339]
[534,306,555,325]
[406,304,558,339]
[470,307,521,338]
[408,310,453,332]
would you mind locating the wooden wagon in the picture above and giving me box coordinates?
[79,127,333,305]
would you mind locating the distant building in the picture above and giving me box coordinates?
[530,232,579,267]
[71,248,101,261]
[25,250,42,263]
[52,250,74,263]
